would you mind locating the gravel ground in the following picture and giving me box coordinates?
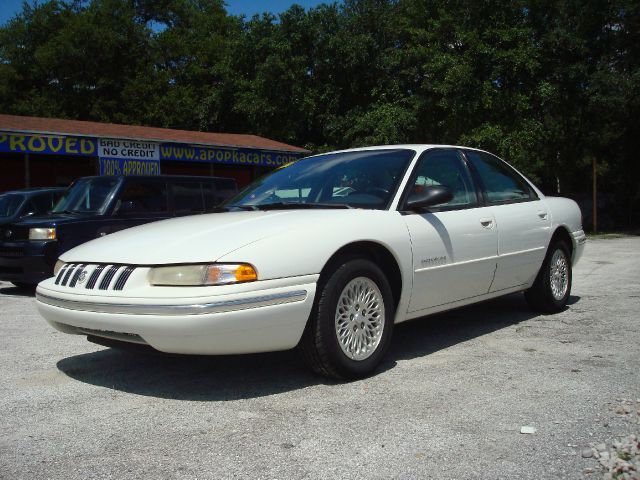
[0,237,639,479]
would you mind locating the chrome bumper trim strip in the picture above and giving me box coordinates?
[36,290,308,316]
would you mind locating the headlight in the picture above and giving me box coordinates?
[29,227,56,240]
[149,263,258,286]
[53,260,64,276]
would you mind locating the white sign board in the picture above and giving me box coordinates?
[98,138,159,160]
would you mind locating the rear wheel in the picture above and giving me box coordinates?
[525,241,572,313]
[299,258,394,380]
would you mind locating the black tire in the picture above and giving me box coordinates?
[299,258,395,380]
[524,240,572,313]
[11,282,35,290]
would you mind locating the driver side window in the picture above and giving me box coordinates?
[410,150,478,209]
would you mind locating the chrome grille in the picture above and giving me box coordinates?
[99,265,120,290]
[68,264,86,288]
[85,265,105,289]
[54,263,137,291]
[113,266,135,291]
[60,264,78,286]
[54,264,69,285]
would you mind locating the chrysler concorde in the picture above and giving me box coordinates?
[35,146,585,379]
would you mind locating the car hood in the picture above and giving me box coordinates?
[14,213,98,227]
[61,210,349,265]
[0,216,19,226]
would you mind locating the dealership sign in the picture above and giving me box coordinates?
[159,143,304,167]
[0,133,96,156]
[98,157,161,176]
[1,131,305,173]
[98,138,161,176]
[98,138,160,160]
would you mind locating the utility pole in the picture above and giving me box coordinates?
[592,157,597,233]
[24,153,30,188]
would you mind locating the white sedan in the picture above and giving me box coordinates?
[36,146,586,379]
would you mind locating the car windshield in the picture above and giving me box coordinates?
[0,193,25,217]
[52,177,121,214]
[225,149,415,210]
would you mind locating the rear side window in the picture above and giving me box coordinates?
[172,183,205,214]
[118,181,168,214]
[464,151,535,203]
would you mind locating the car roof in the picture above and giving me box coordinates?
[303,144,489,157]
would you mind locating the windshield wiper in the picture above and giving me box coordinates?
[215,205,259,212]
[254,202,352,211]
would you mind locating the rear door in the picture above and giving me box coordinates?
[463,150,551,292]
[401,149,498,313]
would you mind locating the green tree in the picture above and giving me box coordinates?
[0,0,154,122]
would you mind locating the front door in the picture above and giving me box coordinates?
[402,149,498,313]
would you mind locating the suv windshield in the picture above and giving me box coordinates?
[52,177,120,214]
[0,193,25,217]
[225,149,415,210]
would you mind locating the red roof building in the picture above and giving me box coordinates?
[0,114,310,190]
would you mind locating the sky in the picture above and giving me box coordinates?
[0,0,328,26]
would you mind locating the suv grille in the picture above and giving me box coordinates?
[0,247,24,258]
[0,226,29,241]
[55,263,137,291]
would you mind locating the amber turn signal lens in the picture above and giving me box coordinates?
[202,263,258,285]
[235,264,257,282]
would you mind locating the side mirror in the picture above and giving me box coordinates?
[405,185,454,211]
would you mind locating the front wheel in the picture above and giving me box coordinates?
[299,258,394,380]
[525,241,572,313]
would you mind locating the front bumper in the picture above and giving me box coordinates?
[0,240,58,284]
[35,276,318,355]
[571,229,587,266]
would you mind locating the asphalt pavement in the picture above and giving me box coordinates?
[1,237,638,479]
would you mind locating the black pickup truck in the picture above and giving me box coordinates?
[0,175,237,287]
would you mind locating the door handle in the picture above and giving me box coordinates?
[537,211,548,220]
[479,218,494,229]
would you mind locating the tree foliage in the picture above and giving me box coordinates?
[0,0,638,227]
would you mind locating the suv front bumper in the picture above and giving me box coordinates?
[0,240,58,284]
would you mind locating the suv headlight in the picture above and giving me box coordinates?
[149,263,258,286]
[29,227,56,240]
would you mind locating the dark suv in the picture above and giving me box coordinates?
[0,175,237,287]
[0,187,65,226]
